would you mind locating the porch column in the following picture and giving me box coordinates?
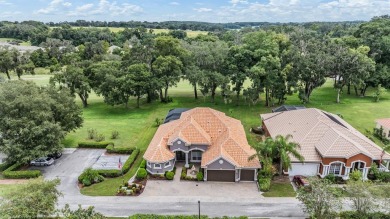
[204,169,207,181]
[362,168,368,180]
[185,152,189,168]
[387,161,390,170]
[344,167,351,180]
[322,165,329,176]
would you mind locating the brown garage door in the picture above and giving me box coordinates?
[241,169,255,181]
[207,170,235,182]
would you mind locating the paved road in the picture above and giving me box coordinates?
[35,149,307,218]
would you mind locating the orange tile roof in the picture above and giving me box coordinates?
[261,108,390,162]
[376,118,390,129]
[143,107,260,168]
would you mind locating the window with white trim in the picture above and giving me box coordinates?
[147,161,151,168]
[191,151,202,161]
[329,163,342,175]
[154,163,161,169]
[164,161,171,168]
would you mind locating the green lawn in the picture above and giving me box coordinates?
[0,38,31,46]
[19,74,390,196]
[262,182,296,197]
[0,184,23,196]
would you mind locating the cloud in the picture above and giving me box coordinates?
[0,11,22,18]
[35,0,72,14]
[170,2,180,6]
[0,0,12,5]
[67,0,143,17]
[230,0,248,6]
[194,8,213,12]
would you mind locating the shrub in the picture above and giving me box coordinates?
[78,168,104,184]
[111,130,120,139]
[339,211,390,219]
[96,169,121,177]
[122,149,139,174]
[82,178,91,186]
[78,141,114,148]
[106,145,135,154]
[324,174,336,183]
[349,170,362,181]
[136,168,147,180]
[165,171,174,180]
[369,163,379,179]
[140,160,146,169]
[3,163,42,179]
[377,172,390,182]
[258,178,271,192]
[0,162,12,172]
[95,133,105,142]
[155,118,161,127]
[196,172,203,181]
[87,128,97,140]
[181,167,187,179]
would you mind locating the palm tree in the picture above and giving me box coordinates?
[249,137,275,173]
[274,134,304,175]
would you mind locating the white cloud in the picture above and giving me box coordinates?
[230,0,248,6]
[194,7,213,12]
[0,0,12,5]
[67,0,143,17]
[35,0,72,14]
[0,11,22,18]
[170,2,180,6]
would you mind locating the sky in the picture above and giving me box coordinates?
[0,0,389,23]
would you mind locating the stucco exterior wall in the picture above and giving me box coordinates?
[207,157,235,170]
[169,139,208,152]
[321,153,372,168]
[146,158,175,174]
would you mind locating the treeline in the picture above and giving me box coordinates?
[0,15,389,109]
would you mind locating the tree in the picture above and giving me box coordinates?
[0,178,61,218]
[128,64,152,108]
[372,84,387,102]
[345,181,379,215]
[50,65,91,108]
[0,81,83,163]
[249,137,275,170]
[273,134,304,175]
[152,55,183,102]
[296,177,341,219]
[0,46,18,79]
[198,70,226,103]
[61,204,106,219]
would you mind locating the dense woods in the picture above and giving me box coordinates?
[1,15,390,109]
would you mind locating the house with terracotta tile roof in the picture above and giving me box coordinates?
[261,108,390,180]
[376,118,390,140]
[143,107,261,182]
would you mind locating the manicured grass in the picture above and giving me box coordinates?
[0,38,31,46]
[0,184,23,196]
[262,182,296,197]
[22,74,390,196]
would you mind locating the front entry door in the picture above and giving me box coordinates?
[176,151,186,161]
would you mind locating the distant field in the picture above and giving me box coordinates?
[0,38,31,46]
[49,26,208,38]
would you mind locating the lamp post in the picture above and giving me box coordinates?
[198,200,200,219]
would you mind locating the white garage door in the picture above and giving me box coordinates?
[288,163,319,176]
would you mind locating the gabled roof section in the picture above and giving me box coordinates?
[261,108,390,162]
[272,105,306,113]
[144,107,261,168]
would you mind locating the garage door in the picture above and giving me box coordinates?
[288,163,319,176]
[241,169,255,181]
[207,170,235,182]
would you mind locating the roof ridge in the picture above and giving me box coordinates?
[331,127,373,158]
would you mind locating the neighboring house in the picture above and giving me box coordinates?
[272,105,306,113]
[375,118,390,140]
[144,107,261,182]
[261,108,390,180]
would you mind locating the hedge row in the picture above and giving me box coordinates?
[78,141,114,148]
[122,149,140,174]
[106,145,136,154]
[3,163,42,179]
[0,162,12,172]
[129,214,248,219]
[96,169,122,177]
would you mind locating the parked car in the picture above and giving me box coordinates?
[48,151,62,159]
[293,175,310,188]
[30,157,54,166]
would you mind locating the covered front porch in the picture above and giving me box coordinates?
[319,160,390,180]
[174,149,203,168]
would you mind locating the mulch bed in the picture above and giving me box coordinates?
[117,178,147,196]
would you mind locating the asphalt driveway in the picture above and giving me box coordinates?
[29,148,105,194]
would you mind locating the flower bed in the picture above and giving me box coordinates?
[117,180,147,196]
